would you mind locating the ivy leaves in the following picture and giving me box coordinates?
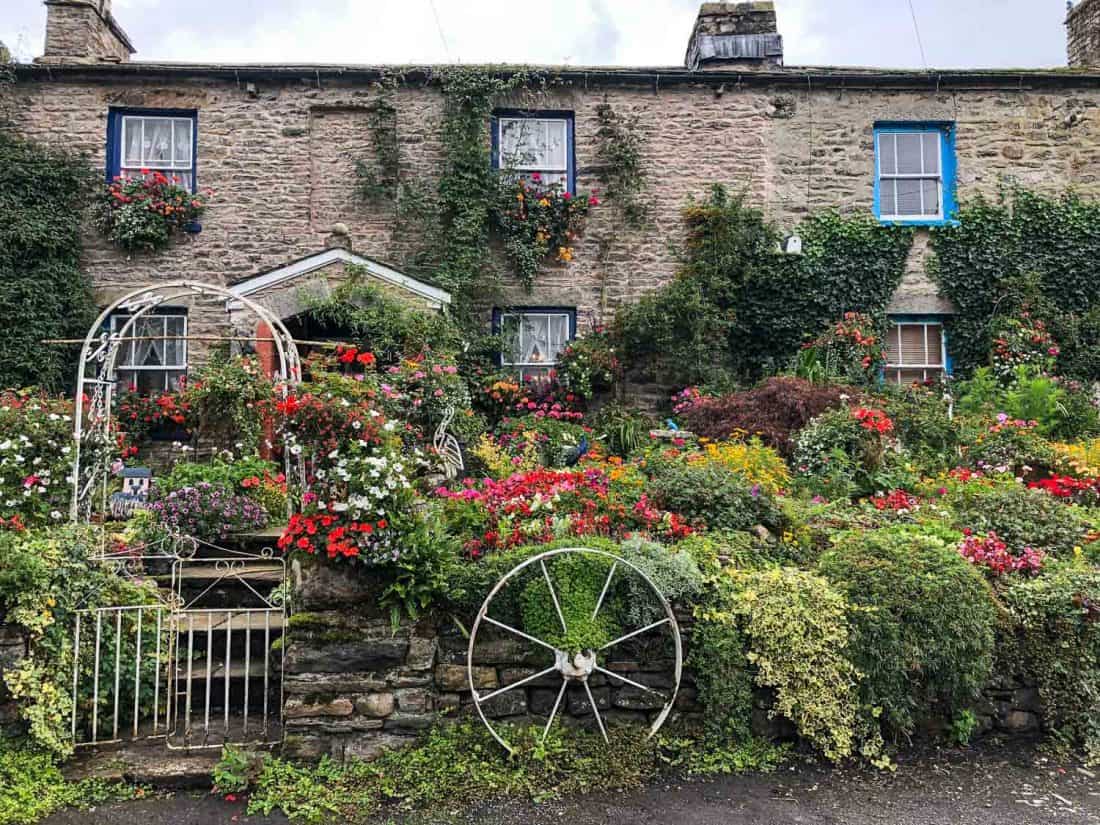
[930,187,1100,379]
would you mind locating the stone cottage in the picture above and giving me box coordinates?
[8,0,1100,386]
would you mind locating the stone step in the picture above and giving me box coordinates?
[155,563,284,583]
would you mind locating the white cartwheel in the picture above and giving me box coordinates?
[467,547,682,754]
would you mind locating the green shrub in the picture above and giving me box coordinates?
[961,420,1058,478]
[883,385,959,473]
[818,528,997,740]
[0,745,139,825]
[948,482,1090,557]
[590,403,654,458]
[647,461,784,532]
[998,563,1100,762]
[521,551,619,653]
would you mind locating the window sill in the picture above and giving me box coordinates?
[875,216,959,228]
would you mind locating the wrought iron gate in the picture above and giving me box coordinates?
[70,536,286,751]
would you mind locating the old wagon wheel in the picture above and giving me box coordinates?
[467,546,681,754]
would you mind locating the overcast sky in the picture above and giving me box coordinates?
[0,0,1072,69]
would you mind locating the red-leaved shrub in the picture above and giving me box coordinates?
[679,377,854,455]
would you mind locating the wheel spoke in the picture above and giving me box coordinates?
[476,665,558,704]
[482,616,558,653]
[591,562,618,620]
[583,681,608,743]
[595,665,663,697]
[542,678,568,743]
[598,617,671,651]
[541,560,568,634]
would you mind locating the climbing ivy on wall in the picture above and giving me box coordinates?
[931,187,1100,380]
[614,185,913,387]
[594,99,648,227]
[0,58,96,390]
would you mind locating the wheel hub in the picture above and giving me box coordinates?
[555,648,596,681]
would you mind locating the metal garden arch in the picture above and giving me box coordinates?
[69,280,303,521]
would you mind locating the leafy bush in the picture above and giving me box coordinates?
[961,416,1058,478]
[882,385,959,473]
[555,328,621,401]
[793,312,884,385]
[998,563,1100,762]
[678,378,853,455]
[589,403,654,458]
[818,528,998,739]
[303,267,465,365]
[647,461,783,533]
[184,355,274,453]
[0,392,73,529]
[158,454,287,518]
[686,438,789,495]
[948,481,1090,557]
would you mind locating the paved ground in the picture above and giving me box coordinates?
[45,743,1100,825]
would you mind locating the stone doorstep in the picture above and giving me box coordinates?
[63,741,225,790]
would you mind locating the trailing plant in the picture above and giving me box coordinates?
[494,175,595,289]
[98,172,210,252]
[594,100,647,226]
[353,95,400,203]
[819,528,998,741]
[0,128,95,390]
[183,355,274,453]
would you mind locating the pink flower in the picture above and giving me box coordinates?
[433,389,444,397]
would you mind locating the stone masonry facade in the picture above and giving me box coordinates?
[5,1,1100,344]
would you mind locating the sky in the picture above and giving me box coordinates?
[0,0,1072,70]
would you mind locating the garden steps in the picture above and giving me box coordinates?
[63,740,221,789]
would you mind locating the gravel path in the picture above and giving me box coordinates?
[44,743,1100,825]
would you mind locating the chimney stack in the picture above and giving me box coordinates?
[685,2,783,70]
[37,0,135,64]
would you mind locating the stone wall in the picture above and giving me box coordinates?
[39,0,134,65]
[0,623,27,738]
[1070,0,1100,68]
[281,562,1043,763]
[7,64,1100,333]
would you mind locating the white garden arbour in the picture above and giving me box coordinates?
[70,281,303,521]
[467,546,682,754]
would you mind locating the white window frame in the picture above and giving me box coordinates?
[500,310,573,382]
[119,115,195,185]
[496,116,571,189]
[110,311,189,394]
[876,130,944,222]
[885,320,947,384]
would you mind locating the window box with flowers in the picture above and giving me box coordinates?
[97,171,211,253]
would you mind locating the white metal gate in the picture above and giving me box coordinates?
[70,536,286,751]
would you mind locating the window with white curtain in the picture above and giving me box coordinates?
[494,113,573,191]
[110,312,188,394]
[108,110,197,190]
[885,319,946,385]
[499,310,573,381]
[874,124,954,224]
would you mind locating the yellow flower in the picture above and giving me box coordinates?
[517,193,525,202]
[556,246,574,262]
[538,198,550,207]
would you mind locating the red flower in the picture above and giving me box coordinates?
[357,352,376,366]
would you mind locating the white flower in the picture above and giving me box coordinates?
[290,445,302,456]
[50,510,62,520]
[0,441,11,451]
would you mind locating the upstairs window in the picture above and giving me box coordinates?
[491,111,575,192]
[495,308,575,382]
[107,108,197,190]
[874,124,955,225]
[109,310,188,394]
[885,317,948,385]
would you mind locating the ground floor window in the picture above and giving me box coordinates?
[884,317,949,384]
[495,308,575,382]
[109,310,188,393]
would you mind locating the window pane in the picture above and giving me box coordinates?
[143,118,173,164]
[921,180,940,216]
[123,119,142,166]
[500,315,523,365]
[111,316,135,366]
[500,118,547,169]
[885,324,902,364]
[879,133,896,176]
[926,325,944,365]
[173,119,192,165]
[895,179,923,217]
[135,317,165,367]
[521,314,553,365]
[544,120,567,170]
[547,315,570,362]
[880,179,897,216]
[922,132,940,175]
[164,317,186,367]
[899,324,926,364]
[895,133,924,175]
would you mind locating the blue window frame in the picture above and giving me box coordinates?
[491,110,576,194]
[492,306,577,381]
[873,123,956,226]
[106,107,198,191]
[885,315,953,384]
